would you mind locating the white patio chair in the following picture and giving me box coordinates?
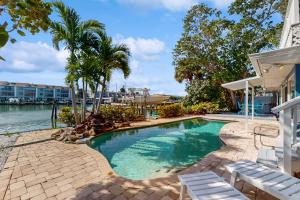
[178,171,249,200]
[225,160,300,200]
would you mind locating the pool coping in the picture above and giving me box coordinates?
[85,115,236,182]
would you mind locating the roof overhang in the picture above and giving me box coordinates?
[221,76,263,91]
[249,45,300,90]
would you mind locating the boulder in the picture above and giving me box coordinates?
[75,138,90,144]
[88,129,96,136]
[75,134,84,139]
[51,129,63,139]
[68,135,79,142]
[82,131,89,137]
[57,132,67,141]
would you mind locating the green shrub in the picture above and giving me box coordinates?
[124,106,140,121]
[99,105,140,122]
[58,106,77,126]
[190,102,220,114]
[157,104,184,118]
[184,106,193,114]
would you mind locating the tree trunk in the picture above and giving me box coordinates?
[82,78,86,121]
[97,78,106,113]
[84,78,88,117]
[92,82,99,113]
[70,83,80,125]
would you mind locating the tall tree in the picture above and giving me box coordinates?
[50,1,104,124]
[92,32,131,113]
[173,0,287,110]
[0,0,52,59]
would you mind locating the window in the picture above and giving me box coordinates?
[23,87,36,98]
[0,86,14,97]
[289,74,296,99]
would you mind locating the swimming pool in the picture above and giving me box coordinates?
[90,118,227,180]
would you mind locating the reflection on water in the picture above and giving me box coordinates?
[0,105,66,134]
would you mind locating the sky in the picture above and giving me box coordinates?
[0,0,235,96]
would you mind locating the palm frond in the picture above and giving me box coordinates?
[79,20,104,34]
[50,22,68,50]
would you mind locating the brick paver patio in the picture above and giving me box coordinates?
[0,116,280,200]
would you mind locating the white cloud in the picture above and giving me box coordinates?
[116,0,233,11]
[209,0,234,8]
[109,35,186,95]
[117,0,196,11]
[114,34,166,61]
[0,41,68,73]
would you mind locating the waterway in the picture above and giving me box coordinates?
[0,105,66,134]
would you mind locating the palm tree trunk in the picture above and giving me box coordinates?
[84,78,88,117]
[97,78,106,113]
[82,78,87,121]
[92,82,99,113]
[81,80,84,121]
[70,83,80,125]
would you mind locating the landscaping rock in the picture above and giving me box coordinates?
[88,129,96,136]
[51,113,136,144]
[68,135,79,142]
[75,138,91,144]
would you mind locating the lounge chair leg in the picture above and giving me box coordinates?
[230,171,238,186]
[179,184,185,200]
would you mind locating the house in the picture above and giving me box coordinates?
[222,0,300,175]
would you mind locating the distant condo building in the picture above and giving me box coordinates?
[0,81,71,103]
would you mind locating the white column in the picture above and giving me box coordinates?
[283,108,292,175]
[294,0,299,22]
[245,81,249,133]
[292,106,298,145]
[280,86,284,104]
[288,81,291,101]
[251,86,254,120]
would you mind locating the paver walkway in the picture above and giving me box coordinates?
[0,116,280,200]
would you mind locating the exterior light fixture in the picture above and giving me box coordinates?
[279,66,284,70]
[263,69,269,73]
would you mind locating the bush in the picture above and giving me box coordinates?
[124,106,140,121]
[190,102,220,114]
[58,107,77,126]
[157,104,184,118]
[184,106,193,114]
[99,105,140,122]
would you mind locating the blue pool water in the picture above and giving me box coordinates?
[90,118,226,180]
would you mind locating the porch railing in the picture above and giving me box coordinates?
[272,95,300,174]
[292,22,300,46]
[282,23,300,48]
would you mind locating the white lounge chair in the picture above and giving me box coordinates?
[225,160,300,200]
[255,140,300,171]
[178,171,249,200]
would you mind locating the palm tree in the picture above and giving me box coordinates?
[75,50,99,119]
[50,1,104,124]
[92,32,131,113]
[86,56,103,113]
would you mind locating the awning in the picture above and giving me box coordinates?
[249,45,300,90]
[221,76,263,91]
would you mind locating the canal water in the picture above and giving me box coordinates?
[0,105,66,134]
[0,105,156,135]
